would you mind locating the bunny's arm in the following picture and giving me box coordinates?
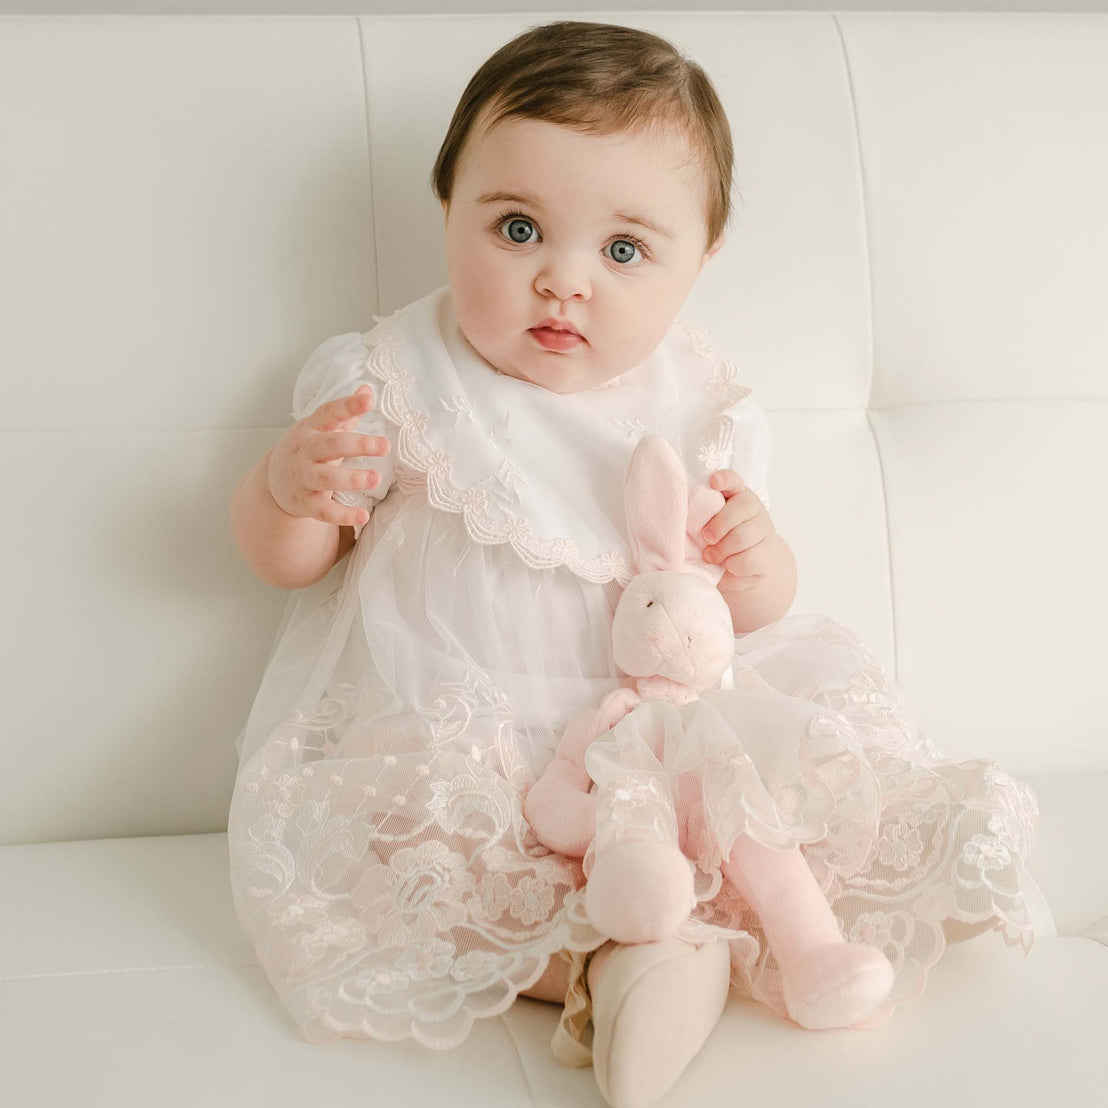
[522,687,640,858]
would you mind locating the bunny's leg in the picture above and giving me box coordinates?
[583,743,695,944]
[584,781,696,942]
[721,833,894,1029]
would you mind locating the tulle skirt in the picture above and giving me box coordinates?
[227,495,1039,1053]
[549,612,1040,1059]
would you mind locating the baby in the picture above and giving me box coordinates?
[228,19,1039,1108]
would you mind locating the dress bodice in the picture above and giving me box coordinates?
[235,285,773,781]
[290,283,772,584]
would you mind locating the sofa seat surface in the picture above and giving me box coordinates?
[2,794,1105,1106]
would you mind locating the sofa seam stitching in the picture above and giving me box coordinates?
[497,1014,541,1107]
[834,13,899,684]
[0,961,262,983]
[2,396,1102,437]
[832,14,876,415]
[356,16,381,317]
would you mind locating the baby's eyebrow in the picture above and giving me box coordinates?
[612,212,674,239]
[476,189,541,208]
[476,190,674,239]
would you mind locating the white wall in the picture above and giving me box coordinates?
[3,1,1107,17]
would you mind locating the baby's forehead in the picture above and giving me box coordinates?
[479,110,697,159]
[474,118,704,188]
[461,112,711,236]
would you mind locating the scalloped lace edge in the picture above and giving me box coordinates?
[358,310,752,586]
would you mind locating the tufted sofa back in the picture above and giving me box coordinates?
[1,12,1105,846]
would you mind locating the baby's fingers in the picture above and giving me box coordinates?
[307,429,390,463]
[303,491,370,528]
[303,461,382,493]
[312,385,377,431]
[709,469,746,496]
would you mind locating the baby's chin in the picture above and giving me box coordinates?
[467,329,626,393]
[534,372,608,395]
[529,371,622,395]
[515,354,629,395]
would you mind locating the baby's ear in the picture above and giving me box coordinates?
[701,234,727,268]
[624,435,688,573]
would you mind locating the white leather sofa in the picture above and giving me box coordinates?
[1,10,1106,1104]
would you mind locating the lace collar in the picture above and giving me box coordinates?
[361,284,750,586]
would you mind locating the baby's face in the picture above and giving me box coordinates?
[441,115,724,393]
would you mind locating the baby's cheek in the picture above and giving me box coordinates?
[451,283,489,336]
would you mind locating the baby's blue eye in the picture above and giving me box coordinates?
[500,217,537,245]
[606,239,642,265]
[495,212,647,266]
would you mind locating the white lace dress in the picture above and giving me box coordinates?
[227,284,1041,1056]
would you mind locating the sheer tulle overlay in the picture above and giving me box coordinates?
[227,287,1039,1051]
[578,613,1040,1037]
[228,506,618,1047]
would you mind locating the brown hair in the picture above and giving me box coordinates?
[430,20,736,253]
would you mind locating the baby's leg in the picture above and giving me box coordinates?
[942,916,995,943]
[520,949,572,1003]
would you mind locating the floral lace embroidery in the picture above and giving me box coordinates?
[669,318,772,509]
[721,617,1039,1024]
[357,306,755,586]
[231,609,1040,1052]
[610,417,649,438]
[229,664,609,1050]
[562,613,1039,1041]
[439,394,476,426]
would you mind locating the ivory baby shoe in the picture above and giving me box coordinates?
[590,937,732,1108]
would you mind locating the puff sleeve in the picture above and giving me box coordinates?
[725,393,772,512]
[291,332,395,540]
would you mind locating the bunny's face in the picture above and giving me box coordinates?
[612,572,735,688]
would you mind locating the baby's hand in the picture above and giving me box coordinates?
[700,469,777,588]
[266,385,390,527]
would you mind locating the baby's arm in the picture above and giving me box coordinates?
[230,386,388,589]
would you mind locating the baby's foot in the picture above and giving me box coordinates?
[588,937,731,1108]
[780,941,895,1030]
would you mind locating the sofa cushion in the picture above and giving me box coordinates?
[3,12,1106,845]
[1,809,1104,1106]
[1023,773,1108,939]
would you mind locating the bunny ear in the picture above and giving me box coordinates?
[624,434,688,573]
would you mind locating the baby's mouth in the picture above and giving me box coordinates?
[529,326,585,352]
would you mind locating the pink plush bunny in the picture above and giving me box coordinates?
[523,434,734,941]
[523,433,895,1031]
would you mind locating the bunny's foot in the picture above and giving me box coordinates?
[720,833,895,1031]
[590,937,732,1108]
[779,941,896,1030]
[585,841,695,944]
